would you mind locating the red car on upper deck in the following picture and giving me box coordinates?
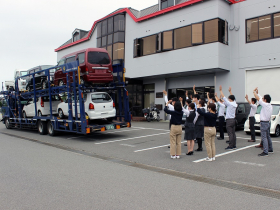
[54,48,113,86]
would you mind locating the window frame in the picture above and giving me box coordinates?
[273,13,280,38]
[191,21,204,45]
[161,30,174,51]
[173,25,192,50]
[140,34,158,57]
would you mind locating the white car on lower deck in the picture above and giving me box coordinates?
[57,92,116,120]
[244,101,280,137]
[22,96,61,118]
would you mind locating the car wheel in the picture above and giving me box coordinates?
[58,109,64,119]
[38,111,42,117]
[42,80,47,89]
[23,111,27,119]
[273,125,280,137]
[59,80,64,86]
[5,118,12,129]
[38,120,47,135]
[47,121,57,136]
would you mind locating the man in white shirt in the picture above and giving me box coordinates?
[220,86,238,150]
[253,88,273,156]
[245,94,257,142]
[215,93,225,140]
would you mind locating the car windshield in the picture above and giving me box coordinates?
[91,93,112,103]
[20,71,27,76]
[41,65,54,70]
[256,105,280,115]
[88,52,110,65]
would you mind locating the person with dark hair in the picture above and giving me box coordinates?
[215,93,225,140]
[182,103,197,155]
[245,94,258,142]
[195,100,205,151]
[164,101,183,159]
[253,88,273,156]
[220,86,238,150]
[197,103,218,161]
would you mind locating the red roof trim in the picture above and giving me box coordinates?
[55,0,244,52]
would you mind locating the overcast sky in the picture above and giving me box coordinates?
[0,0,158,88]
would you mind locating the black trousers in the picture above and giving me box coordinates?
[249,117,256,141]
[226,119,236,148]
[218,116,225,139]
[197,138,203,149]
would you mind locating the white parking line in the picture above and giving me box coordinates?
[106,128,144,134]
[223,135,261,141]
[193,143,260,163]
[234,161,265,167]
[120,144,136,147]
[134,141,187,152]
[132,126,170,132]
[95,132,170,145]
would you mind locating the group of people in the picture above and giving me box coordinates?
[163,85,273,161]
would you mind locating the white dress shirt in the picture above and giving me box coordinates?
[217,101,225,117]
[258,94,272,121]
[164,95,174,111]
[182,108,197,124]
[249,104,257,117]
[223,96,237,119]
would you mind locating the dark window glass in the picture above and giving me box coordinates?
[142,35,157,56]
[247,18,259,42]
[162,30,173,50]
[113,43,125,60]
[274,13,280,37]
[113,32,125,43]
[97,23,102,38]
[42,96,61,102]
[102,20,107,36]
[114,15,125,32]
[108,17,114,34]
[91,93,112,103]
[259,15,272,40]
[168,0,174,7]
[97,38,102,48]
[192,23,203,44]
[237,104,245,114]
[66,56,76,63]
[88,52,110,64]
[134,39,143,57]
[161,0,173,9]
[204,19,219,44]
[102,36,107,46]
[174,25,191,49]
[73,32,79,42]
[108,34,113,45]
[107,45,113,60]
[78,53,85,64]
[161,0,168,9]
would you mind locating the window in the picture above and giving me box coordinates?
[204,19,219,44]
[57,59,65,66]
[142,35,157,56]
[161,0,174,10]
[66,57,76,63]
[88,52,110,64]
[247,18,259,42]
[114,15,125,32]
[134,39,143,57]
[107,45,113,60]
[91,93,112,103]
[102,36,107,47]
[113,32,125,43]
[174,25,191,49]
[97,23,102,38]
[162,30,173,50]
[113,43,125,60]
[78,53,85,64]
[73,32,79,42]
[108,17,114,34]
[102,20,107,36]
[237,104,245,114]
[108,34,113,45]
[192,23,203,45]
[97,38,102,48]
[274,13,280,37]
[259,15,272,40]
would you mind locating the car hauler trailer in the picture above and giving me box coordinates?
[0,60,131,136]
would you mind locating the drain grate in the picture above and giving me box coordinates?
[2,131,280,200]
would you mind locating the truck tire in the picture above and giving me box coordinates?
[38,120,47,135]
[5,118,12,129]
[47,121,57,136]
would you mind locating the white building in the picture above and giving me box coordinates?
[55,0,280,119]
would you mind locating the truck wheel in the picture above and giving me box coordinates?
[38,120,47,135]
[47,121,57,136]
[273,125,280,137]
[5,118,12,129]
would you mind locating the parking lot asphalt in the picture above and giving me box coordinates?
[1,121,280,192]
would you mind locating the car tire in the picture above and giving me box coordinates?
[42,80,47,89]
[58,109,64,119]
[273,125,280,137]
[5,118,12,129]
[38,111,42,117]
[38,120,47,135]
[23,111,27,119]
[59,80,64,86]
[47,121,57,136]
